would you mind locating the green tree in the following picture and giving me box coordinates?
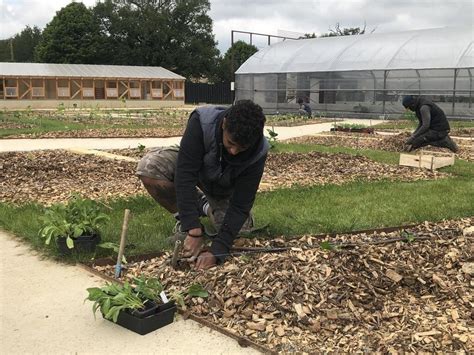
[0,39,13,62]
[35,2,106,63]
[12,26,42,62]
[212,40,258,83]
[92,0,219,79]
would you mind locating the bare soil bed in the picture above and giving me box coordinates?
[0,150,446,204]
[287,132,473,161]
[93,218,474,353]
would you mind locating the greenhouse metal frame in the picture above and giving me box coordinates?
[235,27,473,118]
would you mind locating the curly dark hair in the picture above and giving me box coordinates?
[225,100,266,147]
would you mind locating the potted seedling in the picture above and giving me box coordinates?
[85,276,179,335]
[85,277,209,335]
[39,193,110,255]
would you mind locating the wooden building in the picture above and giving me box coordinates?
[0,62,185,109]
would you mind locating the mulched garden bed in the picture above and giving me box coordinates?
[4,127,184,139]
[0,150,144,204]
[287,132,473,161]
[0,150,447,204]
[92,218,474,353]
[262,151,445,190]
[266,118,327,127]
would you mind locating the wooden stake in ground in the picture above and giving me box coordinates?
[115,209,131,278]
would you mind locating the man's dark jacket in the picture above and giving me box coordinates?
[175,106,269,262]
[413,97,450,134]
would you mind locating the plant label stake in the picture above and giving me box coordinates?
[115,209,131,278]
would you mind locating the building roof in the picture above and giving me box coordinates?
[236,26,474,74]
[0,62,185,80]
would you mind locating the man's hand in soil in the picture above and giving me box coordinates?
[182,229,203,258]
[195,251,217,270]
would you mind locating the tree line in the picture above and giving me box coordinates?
[0,0,257,83]
[0,0,367,82]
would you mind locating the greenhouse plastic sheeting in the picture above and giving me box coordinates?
[237,27,473,74]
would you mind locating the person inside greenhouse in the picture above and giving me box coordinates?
[297,97,312,117]
[136,100,269,270]
[401,95,458,153]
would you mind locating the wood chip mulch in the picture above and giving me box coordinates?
[93,218,474,353]
[5,127,184,139]
[262,151,446,190]
[0,150,144,205]
[0,150,446,205]
[287,132,474,161]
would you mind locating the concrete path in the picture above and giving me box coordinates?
[0,230,258,354]
[0,119,381,152]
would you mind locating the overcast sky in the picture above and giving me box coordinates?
[1,0,472,54]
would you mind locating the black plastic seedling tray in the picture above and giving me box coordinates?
[109,301,177,335]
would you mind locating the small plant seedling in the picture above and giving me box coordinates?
[401,230,416,243]
[137,143,146,153]
[186,283,209,298]
[85,281,145,322]
[320,241,339,251]
[39,193,110,249]
[98,242,127,263]
[334,123,368,130]
[266,127,279,148]
[57,103,65,114]
[239,254,252,262]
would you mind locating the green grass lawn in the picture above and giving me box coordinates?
[1,143,472,262]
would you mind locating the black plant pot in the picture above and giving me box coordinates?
[56,234,101,255]
[111,301,177,335]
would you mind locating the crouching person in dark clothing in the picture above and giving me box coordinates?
[297,97,312,117]
[136,100,269,270]
[402,95,458,153]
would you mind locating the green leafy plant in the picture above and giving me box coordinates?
[334,123,369,130]
[98,242,127,263]
[132,275,163,300]
[57,102,65,114]
[86,281,146,322]
[320,241,339,251]
[137,143,146,153]
[38,193,110,249]
[266,127,279,148]
[186,283,209,298]
[85,276,186,322]
[401,230,416,243]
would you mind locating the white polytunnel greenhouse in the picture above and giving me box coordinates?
[235,26,474,118]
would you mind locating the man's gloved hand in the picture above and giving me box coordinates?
[195,251,217,270]
[182,235,204,258]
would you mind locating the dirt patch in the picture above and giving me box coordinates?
[93,218,474,353]
[1,150,448,204]
[287,133,473,161]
